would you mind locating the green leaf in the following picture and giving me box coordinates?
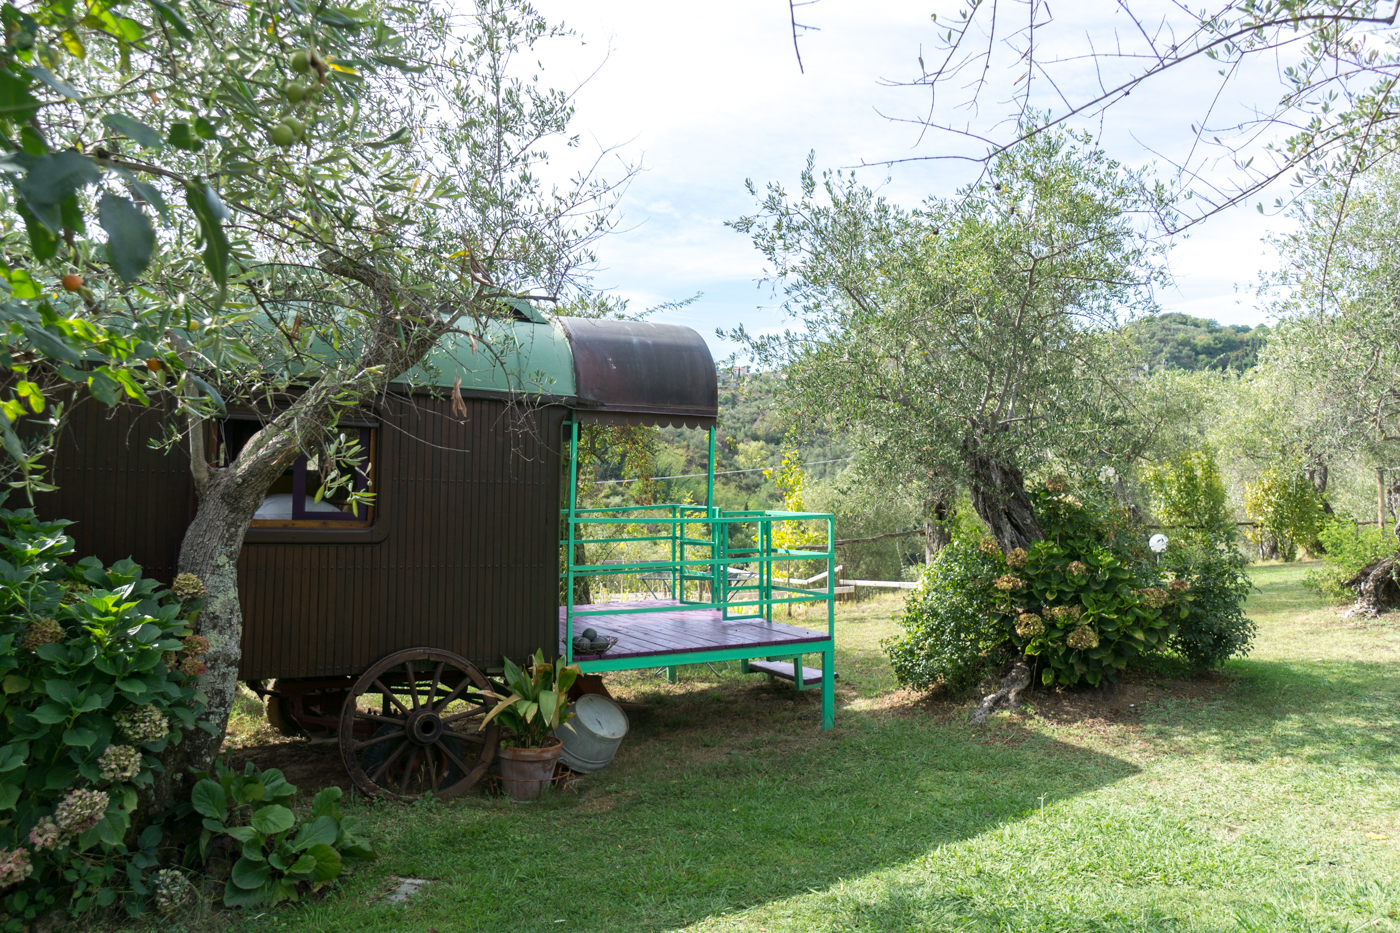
[304,843,343,882]
[2,674,29,694]
[189,373,226,412]
[190,778,226,819]
[0,69,41,125]
[166,121,204,152]
[287,852,317,875]
[16,199,58,259]
[184,183,230,300]
[62,727,96,747]
[22,324,82,364]
[229,856,271,891]
[31,702,68,724]
[100,113,164,151]
[310,786,342,818]
[225,825,261,843]
[291,815,337,851]
[223,878,267,908]
[249,804,295,836]
[0,742,28,772]
[0,783,19,810]
[98,193,156,283]
[115,678,148,695]
[24,66,81,101]
[21,150,101,207]
[147,0,193,38]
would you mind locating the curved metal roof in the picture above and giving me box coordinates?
[557,317,718,428]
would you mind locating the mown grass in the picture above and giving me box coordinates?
[145,566,1400,933]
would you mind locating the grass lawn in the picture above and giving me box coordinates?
[167,564,1400,932]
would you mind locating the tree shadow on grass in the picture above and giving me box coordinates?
[302,679,1139,933]
[1138,658,1400,775]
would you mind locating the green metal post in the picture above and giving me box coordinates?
[565,421,580,664]
[792,653,804,691]
[667,665,678,684]
[821,648,834,730]
[706,425,716,514]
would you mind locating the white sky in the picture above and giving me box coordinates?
[529,0,1299,360]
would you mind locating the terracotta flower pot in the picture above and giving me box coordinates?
[496,735,562,801]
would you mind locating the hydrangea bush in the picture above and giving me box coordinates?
[0,506,209,926]
[887,473,1253,694]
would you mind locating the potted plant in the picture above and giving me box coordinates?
[481,650,581,801]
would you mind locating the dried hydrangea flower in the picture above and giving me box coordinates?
[182,634,209,655]
[1168,578,1191,593]
[1006,547,1027,569]
[1134,587,1170,609]
[0,847,32,887]
[162,651,179,671]
[171,573,206,601]
[1067,561,1089,577]
[178,656,207,678]
[978,538,1001,556]
[98,745,142,783]
[28,817,61,851]
[115,705,168,744]
[993,574,1024,592]
[153,868,194,913]
[1015,612,1045,638]
[21,617,64,651]
[1066,626,1100,650]
[54,788,109,835]
[1045,475,1069,493]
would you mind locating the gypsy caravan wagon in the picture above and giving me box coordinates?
[36,308,837,800]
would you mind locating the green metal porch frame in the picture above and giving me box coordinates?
[561,421,838,730]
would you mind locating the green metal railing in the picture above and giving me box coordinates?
[560,421,836,661]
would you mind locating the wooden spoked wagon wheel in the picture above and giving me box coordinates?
[339,647,499,801]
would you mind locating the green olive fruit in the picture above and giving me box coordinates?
[291,49,312,73]
[285,81,308,104]
[283,117,305,139]
[269,123,296,148]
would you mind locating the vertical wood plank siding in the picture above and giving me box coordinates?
[37,394,566,679]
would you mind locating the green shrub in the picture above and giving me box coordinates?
[1000,480,1183,688]
[0,507,208,926]
[884,538,1008,694]
[1158,538,1255,668]
[1304,517,1397,602]
[189,759,373,909]
[885,474,1253,693]
[1140,448,1234,539]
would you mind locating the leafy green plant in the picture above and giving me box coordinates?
[1244,465,1326,559]
[1304,517,1398,602]
[1158,538,1255,668]
[1003,479,1186,687]
[885,538,1008,694]
[189,758,373,909]
[481,650,581,747]
[0,506,207,926]
[1140,448,1234,539]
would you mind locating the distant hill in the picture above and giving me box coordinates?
[1125,312,1270,372]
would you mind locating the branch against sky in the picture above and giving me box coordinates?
[880,0,1400,230]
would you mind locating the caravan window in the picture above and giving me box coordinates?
[213,419,376,529]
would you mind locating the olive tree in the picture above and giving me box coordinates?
[0,0,628,812]
[730,129,1170,552]
[1256,155,1400,611]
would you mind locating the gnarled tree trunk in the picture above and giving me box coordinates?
[1342,554,1400,619]
[923,490,954,564]
[962,448,1043,552]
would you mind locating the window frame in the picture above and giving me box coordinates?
[211,413,380,532]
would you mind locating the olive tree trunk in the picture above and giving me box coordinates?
[963,448,1043,552]
[141,284,452,816]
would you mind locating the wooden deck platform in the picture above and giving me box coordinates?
[560,599,829,661]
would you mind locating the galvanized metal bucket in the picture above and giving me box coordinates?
[555,695,629,773]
